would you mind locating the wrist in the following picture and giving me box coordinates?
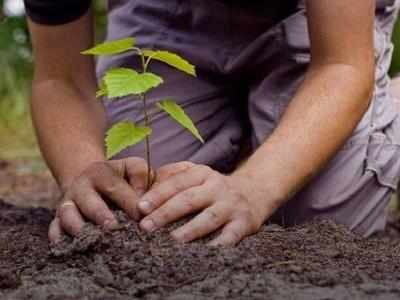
[228,171,285,222]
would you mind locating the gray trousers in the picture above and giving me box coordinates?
[97,0,400,236]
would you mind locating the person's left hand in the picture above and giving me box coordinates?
[137,162,276,246]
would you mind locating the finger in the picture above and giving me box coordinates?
[138,165,208,215]
[110,157,152,196]
[139,186,210,232]
[209,218,252,247]
[72,182,118,227]
[48,217,64,243]
[171,203,230,243]
[154,161,195,185]
[91,164,141,220]
[57,200,86,237]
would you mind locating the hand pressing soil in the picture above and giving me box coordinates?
[0,200,400,300]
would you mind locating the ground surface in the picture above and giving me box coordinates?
[1,203,400,299]
[1,160,400,300]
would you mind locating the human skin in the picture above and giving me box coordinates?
[28,12,150,240]
[28,0,375,244]
[137,0,375,245]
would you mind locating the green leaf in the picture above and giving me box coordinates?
[143,50,196,76]
[81,38,135,56]
[104,68,163,98]
[105,121,152,159]
[157,100,204,143]
[96,80,107,98]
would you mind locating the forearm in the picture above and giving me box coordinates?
[234,64,374,213]
[27,10,108,190]
[32,80,107,190]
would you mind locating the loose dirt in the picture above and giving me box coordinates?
[0,200,400,300]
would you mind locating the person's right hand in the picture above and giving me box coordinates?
[48,157,152,242]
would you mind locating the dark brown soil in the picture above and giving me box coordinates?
[1,201,400,300]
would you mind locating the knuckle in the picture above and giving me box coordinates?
[93,207,111,224]
[86,162,116,182]
[71,177,91,194]
[238,210,259,233]
[58,203,74,218]
[62,189,74,200]
[195,164,212,174]
[58,211,81,234]
[238,207,253,220]
[180,191,197,210]
[227,228,242,242]
[181,228,197,241]
[104,179,122,195]
[204,209,221,226]
[171,179,187,193]
[86,161,107,175]
[146,188,165,205]
[209,174,225,189]
[176,161,195,171]
[154,210,170,225]
[205,179,221,195]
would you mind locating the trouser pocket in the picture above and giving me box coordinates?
[366,115,400,190]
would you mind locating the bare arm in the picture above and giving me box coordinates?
[28,10,105,189]
[134,0,376,245]
[233,0,375,207]
[28,11,149,241]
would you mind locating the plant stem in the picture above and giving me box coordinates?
[140,52,153,191]
[142,93,152,191]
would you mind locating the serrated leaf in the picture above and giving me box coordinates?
[104,68,163,98]
[96,80,107,98]
[82,38,135,56]
[143,50,196,76]
[157,100,204,143]
[105,122,152,159]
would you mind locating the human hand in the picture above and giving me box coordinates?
[49,157,152,242]
[137,162,275,246]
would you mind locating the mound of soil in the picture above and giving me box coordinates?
[0,200,400,300]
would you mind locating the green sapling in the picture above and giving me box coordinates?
[82,38,204,190]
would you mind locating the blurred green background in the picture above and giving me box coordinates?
[0,1,400,161]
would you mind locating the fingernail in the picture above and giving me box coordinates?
[171,230,185,243]
[138,201,153,214]
[140,219,156,232]
[104,219,119,230]
[52,237,62,244]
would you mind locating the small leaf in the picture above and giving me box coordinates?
[104,68,163,98]
[82,38,135,56]
[96,80,107,98]
[143,50,196,76]
[157,100,204,143]
[105,121,152,159]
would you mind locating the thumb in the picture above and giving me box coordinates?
[110,157,154,197]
